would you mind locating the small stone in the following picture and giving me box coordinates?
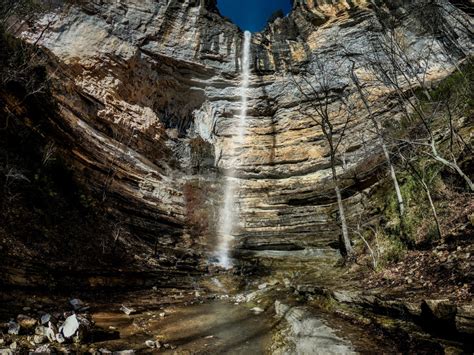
[152,286,158,291]
[33,335,46,344]
[9,342,17,351]
[22,307,31,312]
[250,307,264,314]
[99,348,112,354]
[69,299,84,311]
[258,283,267,290]
[41,314,51,325]
[120,305,136,316]
[17,314,37,329]
[7,321,20,335]
[159,312,166,318]
[35,344,50,353]
[145,340,156,349]
[46,324,57,342]
[56,333,65,344]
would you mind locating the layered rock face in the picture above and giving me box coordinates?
[16,0,473,262]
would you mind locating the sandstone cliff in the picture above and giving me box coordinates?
[1,0,472,286]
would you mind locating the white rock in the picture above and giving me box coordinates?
[62,314,79,338]
[245,291,259,302]
[159,312,166,318]
[120,305,136,315]
[250,307,265,314]
[35,344,50,353]
[258,283,267,290]
[145,340,156,349]
[46,324,56,342]
[9,342,17,351]
[56,333,65,344]
[234,294,246,303]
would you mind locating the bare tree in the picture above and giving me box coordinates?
[367,24,473,191]
[347,60,405,217]
[291,56,354,256]
[397,145,443,239]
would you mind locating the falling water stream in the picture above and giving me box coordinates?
[215,31,252,269]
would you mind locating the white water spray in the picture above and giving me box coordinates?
[215,31,252,269]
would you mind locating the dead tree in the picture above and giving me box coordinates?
[348,59,405,217]
[397,144,443,239]
[367,24,473,191]
[291,56,354,256]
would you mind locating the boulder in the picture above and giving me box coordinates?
[455,304,474,335]
[423,299,457,321]
[61,314,80,338]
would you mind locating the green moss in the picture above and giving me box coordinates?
[383,165,443,247]
[429,58,474,110]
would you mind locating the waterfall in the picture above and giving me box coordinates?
[215,31,252,269]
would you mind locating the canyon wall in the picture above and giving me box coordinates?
[7,0,473,272]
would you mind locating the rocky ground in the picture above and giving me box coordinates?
[2,251,472,354]
[0,275,394,354]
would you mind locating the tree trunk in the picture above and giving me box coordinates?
[331,159,353,256]
[382,140,405,216]
[420,179,442,238]
[431,140,474,191]
[335,185,352,255]
[350,69,405,217]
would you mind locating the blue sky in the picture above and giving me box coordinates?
[217,0,292,32]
